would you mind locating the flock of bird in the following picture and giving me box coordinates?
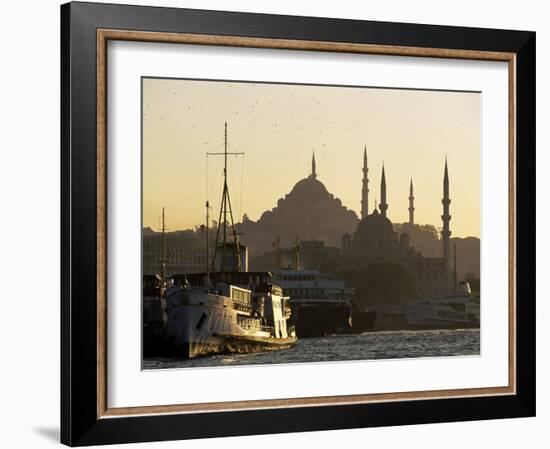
[143,81,373,158]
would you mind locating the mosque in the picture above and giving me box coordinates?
[340,148,452,297]
[238,148,455,298]
[237,153,359,255]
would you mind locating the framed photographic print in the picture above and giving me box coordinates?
[60,1,536,446]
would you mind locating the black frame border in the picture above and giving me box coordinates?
[61,2,535,446]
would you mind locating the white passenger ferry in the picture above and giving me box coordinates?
[406,281,480,329]
[164,271,296,358]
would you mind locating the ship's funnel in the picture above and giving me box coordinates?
[214,242,248,272]
[457,281,472,294]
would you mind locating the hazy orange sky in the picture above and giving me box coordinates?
[143,78,480,238]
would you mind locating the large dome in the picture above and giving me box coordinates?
[356,209,394,237]
[288,175,330,201]
[237,154,359,256]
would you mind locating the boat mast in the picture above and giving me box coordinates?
[209,122,244,272]
[205,201,210,279]
[223,124,228,270]
[294,234,300,271]
[275,235,281,270]
[159,207,167,325]
[161,207,166,288]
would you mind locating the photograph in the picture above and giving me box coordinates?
[56,2,536,445]
[141,77,481,369]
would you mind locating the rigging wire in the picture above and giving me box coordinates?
[209,155,223,228]
[205,152,208,216]
[239,153,245,222]
[206,139,226,229]
[225,141,246,223]
[227,153,236,224]
[222,141,245,224]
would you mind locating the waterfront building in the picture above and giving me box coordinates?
[142,227,213,276]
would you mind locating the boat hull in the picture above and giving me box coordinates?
[165,288,296,358]
[344,311,377,334]
[143,295,170,357]
[407,323,479,330]
[407,306,479,330]
[293,304,351,338]
[172,335,297,358]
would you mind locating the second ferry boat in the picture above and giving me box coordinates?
[274,269,353,337]
[406,281,480,329]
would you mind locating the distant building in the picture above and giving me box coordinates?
[144,148,473,303]
[250,239,340,272]
[143,227,249,275]
[342,150,452,298]
[142,227,212,276]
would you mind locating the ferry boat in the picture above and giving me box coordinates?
[142,274,168,356]
[156,123,297,358]
[406,281,480,330]
[274,269,363,337]
[165,271,296,358]
[142,207,170,357]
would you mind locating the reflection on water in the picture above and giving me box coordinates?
[143,328,480,370]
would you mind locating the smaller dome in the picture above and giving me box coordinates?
[356,210,394,237]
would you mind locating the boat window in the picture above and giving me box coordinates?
[195,313,207,330]
[449,303,466,312]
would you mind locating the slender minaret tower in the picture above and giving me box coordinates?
[361,146,369,218]
[408,178,415,225]
[380,164,388,217]
[441,158,452,268]
[311,152,317,178]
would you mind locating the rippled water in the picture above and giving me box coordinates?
[143,329,480,370]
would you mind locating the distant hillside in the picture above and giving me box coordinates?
[394,223,480,280]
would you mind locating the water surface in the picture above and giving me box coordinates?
[143,328,480,370]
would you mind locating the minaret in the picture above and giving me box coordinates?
[408,178,415,225]
[361,146,369,218]
[380,164,388,217]
[311,152,317,179]
[441,158,452,268]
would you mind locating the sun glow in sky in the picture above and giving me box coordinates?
[143,78,480,238]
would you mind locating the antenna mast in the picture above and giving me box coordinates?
[161,207,166,287]
[159,207,168,325]
[295,235,300,271]
[275,235,281,271]
[208,123,245,272]
[205,201,210,279]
